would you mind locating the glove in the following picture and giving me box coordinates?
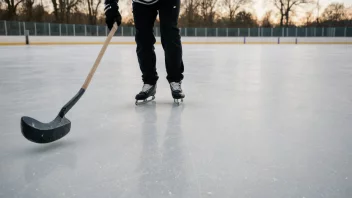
[104,0,122,30]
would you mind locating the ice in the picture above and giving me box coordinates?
[1,44,352,198]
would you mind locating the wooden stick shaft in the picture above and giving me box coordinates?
[82,23,118,90]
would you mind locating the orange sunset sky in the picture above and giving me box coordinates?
[254,0,352,19]
[117,0,352,21]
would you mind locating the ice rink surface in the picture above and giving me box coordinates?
[1,44,352,198]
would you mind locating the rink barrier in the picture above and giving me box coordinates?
[1,36,352,45]
[2,41,352,45]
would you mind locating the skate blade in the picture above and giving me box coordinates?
[135,96,155,105]
[173,98,184,106]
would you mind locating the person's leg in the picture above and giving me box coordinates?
[158,0,184,83]
[133,2,159,85]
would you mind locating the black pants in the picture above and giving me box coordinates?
[133,0,184,85]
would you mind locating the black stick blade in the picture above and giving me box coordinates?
[21,116,71,144]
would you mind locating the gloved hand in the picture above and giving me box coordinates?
[104,0,122,30]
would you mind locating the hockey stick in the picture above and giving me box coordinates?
[20,23,118,144]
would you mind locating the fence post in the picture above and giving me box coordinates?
[96,25,98,36]
[344,27,347,37]
[286,28,288,37]
[49,23,51,36]
[59,24,61,36]
[66,24,68,36]
[34,23,37,36]
[322,28,324,37]
[23,22,26,35]
[282,28,284,37]
[205,28,207,37]
[248,28,250,37]
[4,21,7,36]
[238,28,240,37]
[85,25,87,36]
[226,28,228,37]
[271,28,273,37]
[122,26,124,36]
[73,24,76,36]
[216,28,218,37]
[334,28,336,37]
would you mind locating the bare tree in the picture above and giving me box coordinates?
[200,0,217,26]
[1,0,24,20]
[221,0,252,23]
[321,2,346,21]
[180,0,201,26]
[303,10,314,25]
[235,10,257,27]
[51,0,81,23]
[273,0,284,26]
[31,2,48,22]
[86,0,101,24]
[316,0,320,23]
[261,10,273,27]
[297,2,319,26]
[22,0,35,20]
[348,6,352,21]
[272,0,315,27]
[118,0,134,25]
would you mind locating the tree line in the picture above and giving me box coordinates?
[0,0,351,27]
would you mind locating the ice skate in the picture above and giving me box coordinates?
[135,84,156,105]
[170,82,185,105]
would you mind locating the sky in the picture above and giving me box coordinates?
[254,0,352,19]
[39,0,352,21]
[116,0,352,20]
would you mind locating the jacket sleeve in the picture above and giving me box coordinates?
[104,0,119,13]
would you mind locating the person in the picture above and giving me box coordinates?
[104,0,185,104]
